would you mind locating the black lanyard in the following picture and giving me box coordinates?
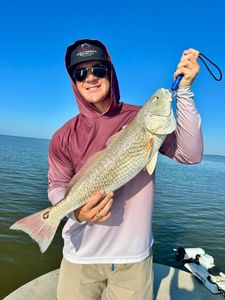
[198,52,222,81]
[171,52,222,91]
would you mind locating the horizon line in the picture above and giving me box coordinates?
[0,133,224,157]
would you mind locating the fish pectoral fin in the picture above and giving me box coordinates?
[146,151,158,175]
[144,139,154,160]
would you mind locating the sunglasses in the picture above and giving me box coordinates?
[72,65,109,82]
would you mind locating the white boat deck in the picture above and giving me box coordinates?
[3,263,225,300]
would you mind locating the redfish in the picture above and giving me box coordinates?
[10,88,176,253]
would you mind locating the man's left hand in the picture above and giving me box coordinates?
[174,48,200,88]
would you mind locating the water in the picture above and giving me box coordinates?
[0,135,224,299]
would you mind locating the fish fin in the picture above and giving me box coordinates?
[67,150,105,190]
[10,207,60,253]
[106,129,125,146]
[146,151,158,175]
[144,138,154,160]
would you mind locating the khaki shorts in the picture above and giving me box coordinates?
[57,254,153,300]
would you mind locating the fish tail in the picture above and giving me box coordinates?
[10,207,60,253]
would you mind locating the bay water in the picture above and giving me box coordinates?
[0,135,224,299]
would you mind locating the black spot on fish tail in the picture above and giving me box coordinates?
[43,211,50,220]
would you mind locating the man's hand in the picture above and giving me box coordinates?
[174,48,200,88]
[74,190,114,223]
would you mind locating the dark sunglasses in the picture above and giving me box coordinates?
[72,65,109,82]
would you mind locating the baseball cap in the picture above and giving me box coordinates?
[68,41,109,70]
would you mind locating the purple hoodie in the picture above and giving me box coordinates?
[48,39,203,264]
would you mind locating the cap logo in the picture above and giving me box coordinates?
[77,43,98,58]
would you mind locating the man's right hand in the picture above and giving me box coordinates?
[74,190,114,223]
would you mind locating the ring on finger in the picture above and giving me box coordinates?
[96,212,102,219]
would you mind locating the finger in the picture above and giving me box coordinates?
[181,53,194,61]
[93,191,113,209]
[97,198,113,218]
[180,52,198,66]
[175,62,200,77]
[90,193,114,218]
[85,190,106,210]
[181,54,200,71]
[186,54,198,65]
[97,211,112,222]
[93,204,112,222]
[174,67,192,79]
[182,48,199,60]
[180,53,197,65]
[177,59,194,70]
[186,48,200,58]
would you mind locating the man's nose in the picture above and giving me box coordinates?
[85,72,98,82]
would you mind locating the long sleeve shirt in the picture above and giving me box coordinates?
[48,87,203,264]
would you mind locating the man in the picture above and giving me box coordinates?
[48,39,203,300]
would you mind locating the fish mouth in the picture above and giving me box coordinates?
[151,88,173,117]
[156,88,172,102]
[164,88,173,102]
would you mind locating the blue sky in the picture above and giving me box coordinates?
[0,0,225,155]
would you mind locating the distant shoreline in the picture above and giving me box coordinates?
[0,134,50,142]
[0,134,224,157]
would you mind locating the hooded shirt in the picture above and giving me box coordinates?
[48,39,203,264]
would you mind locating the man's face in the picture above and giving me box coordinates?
[74,60,111,113]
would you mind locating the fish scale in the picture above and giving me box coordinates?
[60,120,148,217]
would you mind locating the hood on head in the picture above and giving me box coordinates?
[65,39,121,118]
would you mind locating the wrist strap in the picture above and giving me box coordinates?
[198,52,222,81]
